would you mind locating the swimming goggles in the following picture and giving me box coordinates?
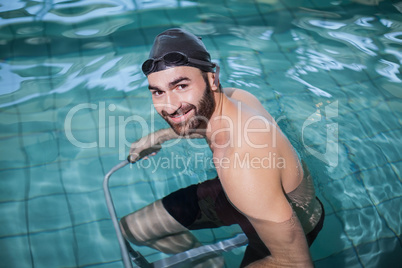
[142,51,216,76]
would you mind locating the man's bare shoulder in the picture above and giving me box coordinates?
[224,87,275,122]
[223,87,259,103]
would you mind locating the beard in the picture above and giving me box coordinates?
[161,83,215,136]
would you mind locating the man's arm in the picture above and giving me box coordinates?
[221,144,313,267]
[128,128,203,162]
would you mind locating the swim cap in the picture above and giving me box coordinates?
[142,28,216,76]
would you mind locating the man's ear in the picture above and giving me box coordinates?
[209,72,220,91]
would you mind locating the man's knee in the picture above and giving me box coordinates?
[119,200,188,245]
[120,213,144,245]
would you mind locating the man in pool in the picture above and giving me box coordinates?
[120,28,324,267]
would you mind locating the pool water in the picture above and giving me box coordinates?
[0,0,401,267]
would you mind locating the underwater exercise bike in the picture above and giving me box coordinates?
[103,145,248,268]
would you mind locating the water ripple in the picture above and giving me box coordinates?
[308,20,346,30]
[62,17,134,38]
[48,1,125,23]
[384,31,402,43]
[354,16,376,27]
[293,12,402,98]
[0,53,145,108]
[376,59,402,83]
[328,31,378,56]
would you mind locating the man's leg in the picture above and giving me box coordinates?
[120,182,224,267]
[120,199,202,253]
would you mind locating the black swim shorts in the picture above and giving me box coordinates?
[162,177,325,267]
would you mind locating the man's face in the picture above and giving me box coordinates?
[147,66,215,136]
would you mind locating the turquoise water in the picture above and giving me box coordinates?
[0,0,401,267]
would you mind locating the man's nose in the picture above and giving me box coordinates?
[164,93,181,114]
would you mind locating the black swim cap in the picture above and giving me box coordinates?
[142,28,216,76]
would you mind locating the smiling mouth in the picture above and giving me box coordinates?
[168,107,194,122]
